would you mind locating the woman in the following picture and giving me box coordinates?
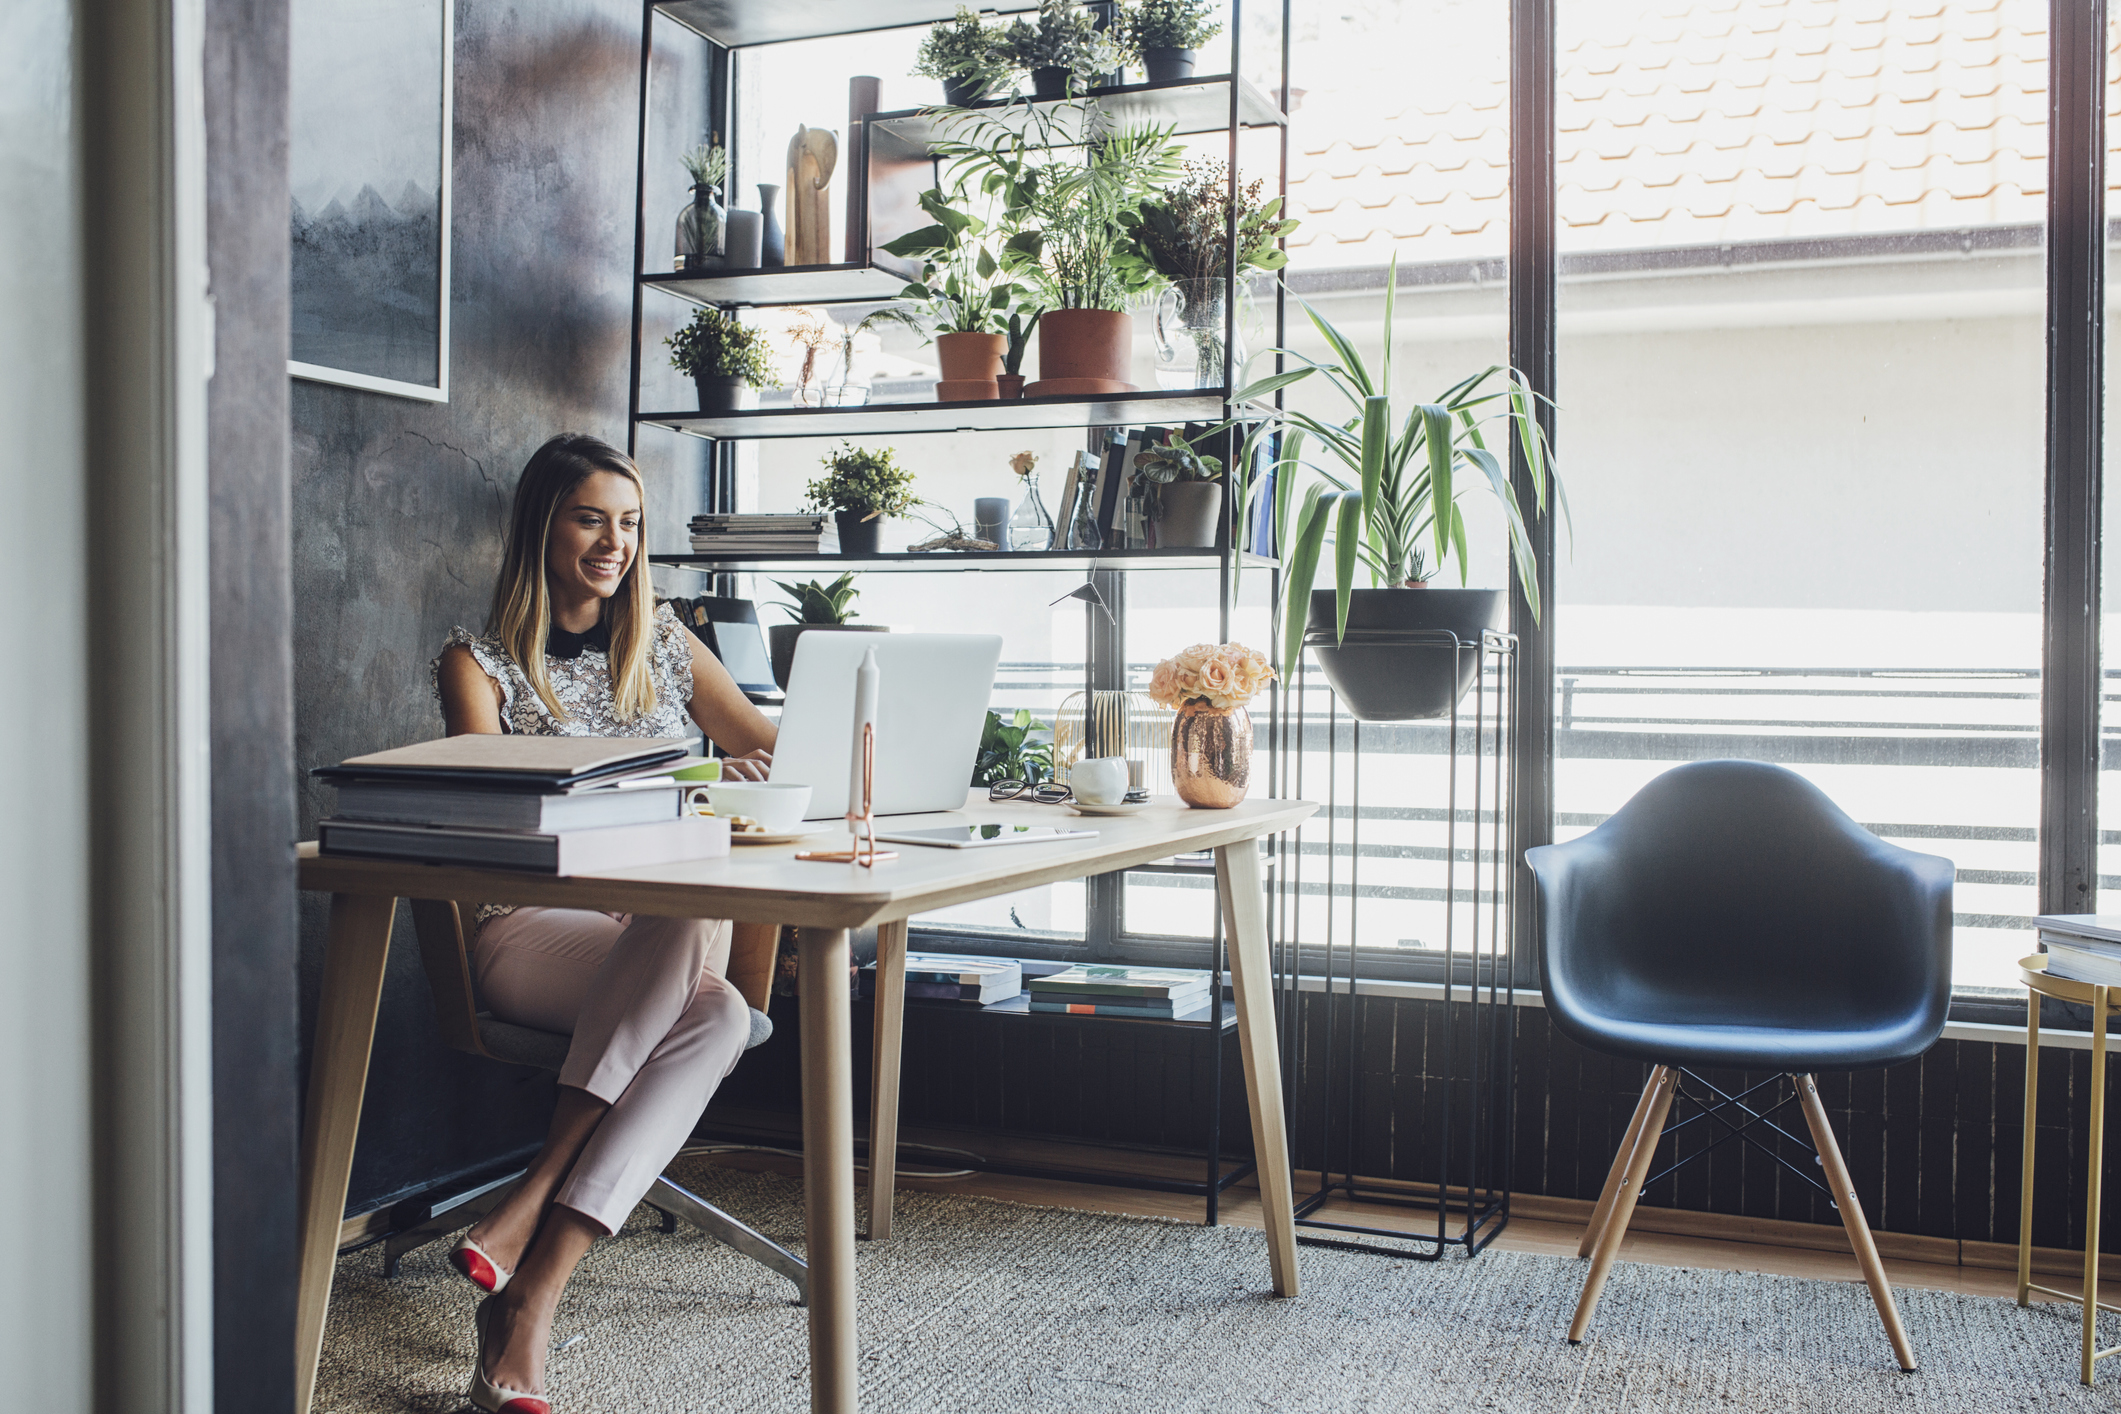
[432,432,777,1414]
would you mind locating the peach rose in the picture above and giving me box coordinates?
[1198,655,1237,704]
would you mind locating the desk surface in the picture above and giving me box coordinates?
[296,792,1316,928]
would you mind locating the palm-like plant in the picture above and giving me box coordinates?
[1229,258,1562,679]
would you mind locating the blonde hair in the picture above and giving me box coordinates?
[488,433,659,722]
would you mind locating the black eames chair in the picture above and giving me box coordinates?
[1524,760,1952,1372]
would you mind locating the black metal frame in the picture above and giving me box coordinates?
[1282,630,1519,1258]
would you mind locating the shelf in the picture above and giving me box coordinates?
[654,0,970,49]
[650,548,1275,574]
[892,992,1239,1029]
[642,263,912,309]
[868,76,1286,158]
[638,388,1227,440]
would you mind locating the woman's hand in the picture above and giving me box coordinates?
[719,749,773,782]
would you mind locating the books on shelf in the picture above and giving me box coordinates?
[1028,996,1214,1020]
[2035,914,2121,985]
[688,513,840,555]
[860,952,1023,1005]
[1026,963,1214,1001]
[314,735,723,874]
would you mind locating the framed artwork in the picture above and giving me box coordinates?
[288,0,453,402]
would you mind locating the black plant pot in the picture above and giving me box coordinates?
[941,75,987,106]
[766,622,890,692]
[1303,587,1505,723]
[695,375,757,412]
[1141,47,1197,82]
[1030,65,1072,99]
[833,510,882,556]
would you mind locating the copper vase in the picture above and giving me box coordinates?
[1171,703,1251,808]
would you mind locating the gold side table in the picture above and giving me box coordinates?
[2018,955,2121,1384]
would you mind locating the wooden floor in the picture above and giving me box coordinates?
[698,1148,2115,1307]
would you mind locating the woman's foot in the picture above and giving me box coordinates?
[470,1295,550,1414]
[477,1204,602,1404]
[456,1192,542,1290]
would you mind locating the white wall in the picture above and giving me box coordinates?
[0,0,94,1409]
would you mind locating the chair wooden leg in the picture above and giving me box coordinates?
[1570,1065,1676,1344]
[865,919,908,1241]
[1581,1069,1662,1259]
[1794,1073,1916,1373]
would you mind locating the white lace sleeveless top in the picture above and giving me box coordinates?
[431,601,697,926]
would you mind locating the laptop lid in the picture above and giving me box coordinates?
[771,631,1004,818]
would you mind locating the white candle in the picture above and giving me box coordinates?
[849,646,879,817]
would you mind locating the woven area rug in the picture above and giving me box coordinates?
[316,1158,2114,1413]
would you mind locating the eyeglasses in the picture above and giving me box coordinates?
[988,779,1074,804]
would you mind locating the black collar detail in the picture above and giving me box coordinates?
[546,617,612,660]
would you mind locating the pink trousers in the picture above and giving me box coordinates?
[472,907,748,1234]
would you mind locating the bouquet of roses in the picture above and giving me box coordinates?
[1148,642,1276,712]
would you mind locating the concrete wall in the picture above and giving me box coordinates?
[291,0,712,1214]
[0,4,93,1407]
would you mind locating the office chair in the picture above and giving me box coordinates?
[1525,760,1953,1371]
[383,900,806,1301]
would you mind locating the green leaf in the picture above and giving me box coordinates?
[1274,428,1303,553]
[1279,482,1336,681]
[1420,403,1455,574]
[881,224,950,258]
[1358,395,1389,550]
[1296,293,1374,398]
[1231,367,1315,404]
[1332,491,1363,641]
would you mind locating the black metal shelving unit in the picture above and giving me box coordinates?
[621,0,1293,1219]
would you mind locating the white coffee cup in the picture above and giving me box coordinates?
[1071,757,1131,806]
[704,780,813,833]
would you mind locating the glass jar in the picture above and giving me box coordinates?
[1153,277,1245,389]
[673,183,725,272]
[1009,472,1056,551]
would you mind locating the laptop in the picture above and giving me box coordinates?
[771,631,1003,819]
[675,595,782,704]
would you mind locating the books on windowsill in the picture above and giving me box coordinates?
[1025,964,1216,1020]
[314,736,726,874]
[2035,915,2121,986]
[859,953,1023,1006]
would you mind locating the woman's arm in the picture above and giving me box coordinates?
[437,644,506,736]
[683,631,778,780]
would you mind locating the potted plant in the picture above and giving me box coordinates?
[1133,429,1223,548]
[1118,0,1223,82]
[1125,160,1298,388]
[1004,0,1118,100]
[765,572,887,691]
[1146,642,1276,807]
[880,188,1020,400]
[1232,259,1561,722]
[914,7,1016,106]
[805,442,919,555]
[997,305,1041,398]
[665,305,777,412]
[933,106,1181,392]
[972,708,1056,786]
[673,137,727,271]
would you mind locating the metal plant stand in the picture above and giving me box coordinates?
[1274,628,1518,1258]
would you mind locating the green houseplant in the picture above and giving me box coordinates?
[915,7,1017,106]
[1232,260,1561,721]
[1118,0,1223,82]
[665,305,777,412]
[932,105,1181,391]
[804,443,919,555]
[1005,0,1119,100]
[880,187,1023,399]
[764,572,887,691]
[1133,429,1224,548]
[1126,160,1298,388]
[971,708,1055,786]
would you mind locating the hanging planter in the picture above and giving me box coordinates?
[1303,588,1504,723]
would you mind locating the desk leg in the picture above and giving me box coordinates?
[1215,840,1299,1298]
[2085,987,2109,1386]
[798,926,858,1413]
[866,920,908,1241]
[2019,991,2040,1307]
[294,893,397,1413]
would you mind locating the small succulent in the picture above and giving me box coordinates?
[680,138,728,189]
[771,572,861,625]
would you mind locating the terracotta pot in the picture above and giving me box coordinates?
[1155,480,1223,548]
[766,622,889,691]
[934,378,999,402]
[935,330,1005,382]
[996,373,1026,399]
[1170,703,1251,808]
[1037,308,1134,388]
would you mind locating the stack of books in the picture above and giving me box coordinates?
[860,953,1023,1005]
[688,513,840,556]
[314,736,730,873]
[1026,964,1215,1020]
[2036,914,2121,985]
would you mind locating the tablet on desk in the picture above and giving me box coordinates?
[875,824,1097,849]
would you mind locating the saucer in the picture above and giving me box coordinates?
[729,825,835,846]
[1066,800,1152,817]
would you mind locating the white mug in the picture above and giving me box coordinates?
[1071,756,1131,806]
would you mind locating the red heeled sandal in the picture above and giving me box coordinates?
[469,1296,550,1414]
[450,1233,514,1293]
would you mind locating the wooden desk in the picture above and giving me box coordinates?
[293,793,1314,1413]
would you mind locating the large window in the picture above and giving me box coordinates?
[1552,0,2048,993]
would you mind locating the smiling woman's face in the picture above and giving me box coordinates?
[545,470,642,604]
